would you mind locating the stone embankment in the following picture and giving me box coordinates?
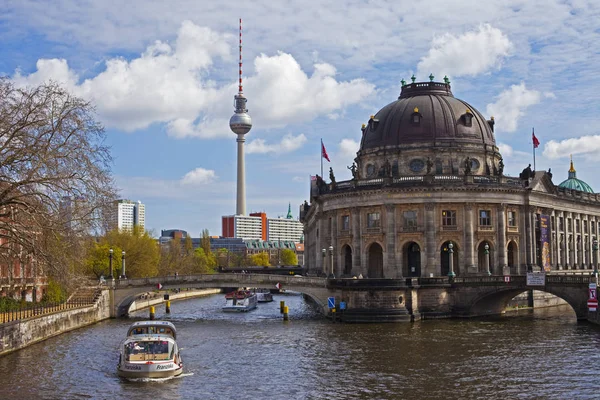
[0,287,221,356]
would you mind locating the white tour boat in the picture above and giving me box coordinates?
[223,289,258,312]
[117,321,183,379]
[255,288,274,303]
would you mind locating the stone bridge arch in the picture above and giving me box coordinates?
[108,274,332,318]
[450,284,589,320]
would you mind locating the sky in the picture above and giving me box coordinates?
[2,0,600,237]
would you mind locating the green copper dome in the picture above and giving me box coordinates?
[558,159,594,193]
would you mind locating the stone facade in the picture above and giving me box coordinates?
[302,81,600,280]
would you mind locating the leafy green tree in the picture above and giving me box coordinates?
[99,226,159,278]
[84,242,121,278]
[249,252,270,267]
[43,279,68,303]
[281,248,298,266]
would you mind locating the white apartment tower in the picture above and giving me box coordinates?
[110,199,146,231]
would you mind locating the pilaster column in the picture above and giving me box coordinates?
[497,204,507,273]
[331,212,338,276]
[557,211,563,269]
[317,217,325,274]
[385,204,398,278]
[464,203,476,275]
[351,208,362,276]
[425,202,437,276]
[524,206,533,270]
[532,210,539,269]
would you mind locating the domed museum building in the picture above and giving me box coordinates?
[301,78,600,279]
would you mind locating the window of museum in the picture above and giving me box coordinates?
[403,210,418,231]
[584,221,588,234]
[479,210,492,228]
[341,215,350,231]
[442,210,457,229]
[576,219,580,233]
[551,216,555,231]
[508,210,517,229]
[568,218,572,232]
[559,217,564,231]
[367,212,380,229]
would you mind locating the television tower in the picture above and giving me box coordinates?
[229,18,252,216]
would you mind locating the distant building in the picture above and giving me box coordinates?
[221,214,263,240]
[267,217,304,242]
[109,200,145,231]
[222,204,303,242]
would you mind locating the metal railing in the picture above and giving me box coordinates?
[0,295,98,324]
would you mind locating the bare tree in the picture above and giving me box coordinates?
[0,78,117,287]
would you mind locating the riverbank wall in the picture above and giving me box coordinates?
[0,288,222,357]
[0,290,111,357]
[128,288,222,313]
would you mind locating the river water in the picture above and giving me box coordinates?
[1,293,600,400]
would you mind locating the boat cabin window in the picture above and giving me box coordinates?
[128,326,175,338]
[124,340,173,362]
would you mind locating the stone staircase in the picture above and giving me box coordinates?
[66,287,102,306]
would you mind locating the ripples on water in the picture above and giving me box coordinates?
[1,293,600,400]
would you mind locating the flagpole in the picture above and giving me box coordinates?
[532,127,536,171]
[320,138,323,178]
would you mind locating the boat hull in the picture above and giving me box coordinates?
[222,304,257,312]
[117,362,183,379]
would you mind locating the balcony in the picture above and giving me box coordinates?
[442,225,458,231]
[478,225,494,231]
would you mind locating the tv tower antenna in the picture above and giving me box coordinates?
[229,18,252,216]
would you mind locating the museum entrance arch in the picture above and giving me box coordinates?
[507,241,518,274]
[440,241,459,276]
[342,245,352,276]
[403,242,421,277]
[367,242,384,278]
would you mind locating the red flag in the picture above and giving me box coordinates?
[532,129,540,148]
[275,282,281,289]
[321,141,330,162]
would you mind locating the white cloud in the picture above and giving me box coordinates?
[416,24,513,78]
[543,135,600,159]
[181,168,217,185]
[486,83,542,133]
[246,133,307,154]
[497,143,514,158]
[11,22,375,139]
[339,138,360,157]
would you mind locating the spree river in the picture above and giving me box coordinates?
[1,293,600,400]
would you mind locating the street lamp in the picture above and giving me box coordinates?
[329,245,334,278]
[108,248,114,280]
[484,243,491,276]
[120,250,127,279]
[448,242,455,279]
[322,248,327,277]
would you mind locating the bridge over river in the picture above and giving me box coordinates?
[105,273,595,322]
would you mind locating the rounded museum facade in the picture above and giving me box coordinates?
[301,79,600,280]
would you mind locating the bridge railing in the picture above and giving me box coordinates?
[112,274,327,288]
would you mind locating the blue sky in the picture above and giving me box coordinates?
[2,0,600,237]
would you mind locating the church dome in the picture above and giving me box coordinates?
[558,160,594,193]
[359,80,496,152]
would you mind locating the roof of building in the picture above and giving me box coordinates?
[558,159,594,193]
[359,80,495,152]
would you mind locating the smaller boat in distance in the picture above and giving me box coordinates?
[117,321,183,379]
[254,288,274,303]
[223,289,258,312]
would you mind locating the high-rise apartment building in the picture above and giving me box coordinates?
[109,199,146,231]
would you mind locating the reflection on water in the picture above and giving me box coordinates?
[0,293,599,400]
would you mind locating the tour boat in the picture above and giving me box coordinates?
[222,289,258,312]
[254,288,274,303]
[117,321,183,379]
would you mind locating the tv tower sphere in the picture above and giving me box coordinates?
[229,94,252,135]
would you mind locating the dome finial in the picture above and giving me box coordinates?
[429,73,435,82]
[401,78,406,86]
[443,75,450,84]
[569,154,575,173]
[411,74,416,83]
